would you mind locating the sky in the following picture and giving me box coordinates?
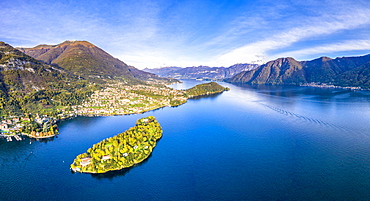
[1,0,370,69]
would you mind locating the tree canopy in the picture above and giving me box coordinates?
[70,116,162,174]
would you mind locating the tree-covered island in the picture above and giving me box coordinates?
[70,116,162,173]
[185,82,230,98]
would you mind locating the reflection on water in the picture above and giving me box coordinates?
[189,92,223,101]
[0,137,38,169]
[29,136,57,143]
[242,84,370,102]
[57,116,106,128]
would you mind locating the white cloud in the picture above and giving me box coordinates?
[2,0,370,69]
[272,40,370,59]
[214,7,370,65]
[118,50,207,69]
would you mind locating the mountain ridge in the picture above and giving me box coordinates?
[143,63,259,80]
[226,54,370,89]
[0,41,96,115]
[18,40,174,84]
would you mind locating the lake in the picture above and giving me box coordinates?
[1,80,369,201]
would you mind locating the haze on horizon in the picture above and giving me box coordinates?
[1,0,370,69]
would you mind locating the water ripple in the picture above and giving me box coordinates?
[260,103,369,138]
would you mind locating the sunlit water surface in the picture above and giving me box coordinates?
[1,80,369,201]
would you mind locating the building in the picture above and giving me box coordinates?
[80,157,92,167]
[102,155,111,160]
[0,124,8,130]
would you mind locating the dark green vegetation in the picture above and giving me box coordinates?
[0,42,98,117]
[333,62,370,88]
[0,40,179,118]
[70,116,162,173]
[226,55,370,89]
[1,40,178,136]
[0,41,231,137]
[185,82,230,98]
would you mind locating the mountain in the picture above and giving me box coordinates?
[302,55,370,83]
[143,67,183,76]
[143,63,259,80]
[0,42,68,92]
[227,57,305,85]
[18,41,174,83]
[333,62,370,89]
[226,54,370,89]
[0,42,99,115]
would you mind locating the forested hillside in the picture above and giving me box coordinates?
[0,42,99,116]
[226,55,370,89]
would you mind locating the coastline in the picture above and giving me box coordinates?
[0,82,229,142]
[71,150,155,174]
[23,133,57,139]
[300,83,365,90]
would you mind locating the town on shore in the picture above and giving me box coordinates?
[0,81,228,141]
[300,82,362,90]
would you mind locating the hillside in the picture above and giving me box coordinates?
[226,58,305,85]
[18,41,175,84]
[143,63,258,80]
[0,42,98,116]
[302,55,370,84]
[0,42,66,91]
[0,41,231,136]
[333,62,370,89]
[226,55,370,89]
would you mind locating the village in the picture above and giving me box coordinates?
[0,80,228,142]
[76,82,188,116]
[0,115,57,141]
[0,82,189,141]
[300,82,362,90]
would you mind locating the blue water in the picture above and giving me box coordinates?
[1,81,370,201]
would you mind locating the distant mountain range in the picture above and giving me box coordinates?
[143,63,259,80]
[225,55,370,89]
[18,40,174,83]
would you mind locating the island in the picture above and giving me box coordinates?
[185,82,230,98]
[70,116,162,173]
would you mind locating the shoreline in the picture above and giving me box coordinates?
[70,116,162,174]
[300,83,365,91]
[1,82,229,142]
[23,133,57,139]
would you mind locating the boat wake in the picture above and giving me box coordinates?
[260,103,369,137]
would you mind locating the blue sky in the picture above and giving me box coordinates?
[1,0,370,69]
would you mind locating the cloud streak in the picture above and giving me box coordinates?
[214,6,370,65]
[272,40,370,59]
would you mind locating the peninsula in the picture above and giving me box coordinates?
[70,116,162,173]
